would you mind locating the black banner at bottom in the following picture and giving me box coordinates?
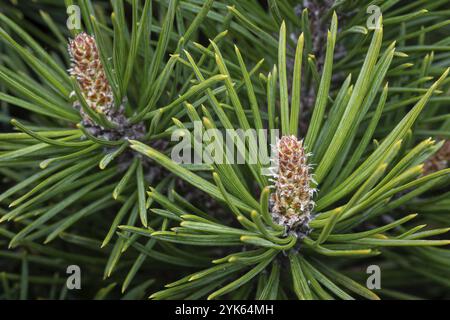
[0,300,440,319]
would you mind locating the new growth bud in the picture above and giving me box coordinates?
[68,32,114,113]
[270,136,315,231]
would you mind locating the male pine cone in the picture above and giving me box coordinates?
[270,136,315,232]
[69,32,114,113]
